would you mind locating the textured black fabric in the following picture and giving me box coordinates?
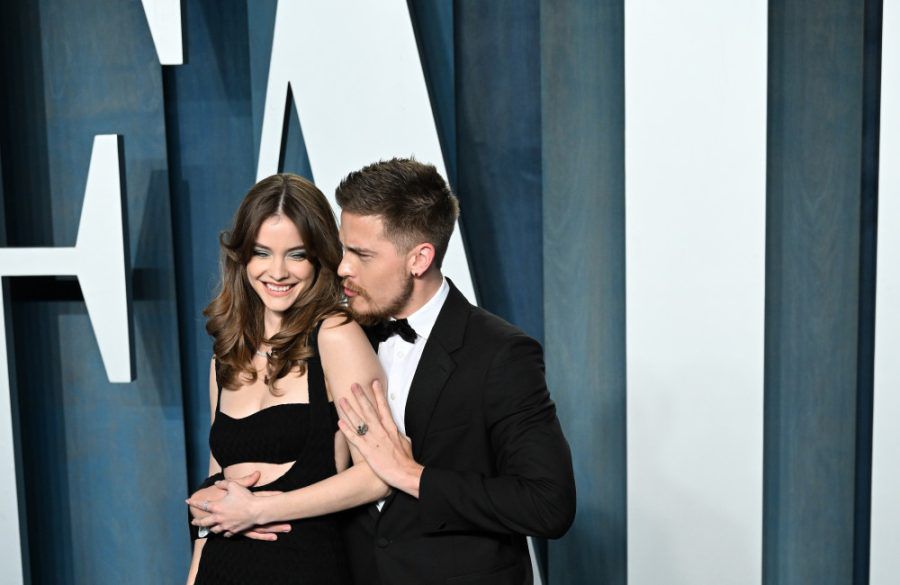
[211,403,313,468]
[195,325,351,584]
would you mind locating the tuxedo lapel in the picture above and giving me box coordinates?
[403,282,469,460]
[378,282,470,518]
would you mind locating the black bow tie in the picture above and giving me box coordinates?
[371,318,418,344]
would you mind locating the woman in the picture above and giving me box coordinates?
[186,174,388,584]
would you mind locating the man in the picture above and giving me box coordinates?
[331,158,575,584]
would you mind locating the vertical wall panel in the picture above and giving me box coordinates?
[248,0,279,167]
[0,2,49,579]
[870,1,899,582]
[625,1,768,583]
[163,0,257,487]
[852,0,882,581]
[0,136,28,583]
[408,0,457,187]
[543,2,626,584]
[764,2,869,583]
[0,0,51,247]
[455,0,543,341]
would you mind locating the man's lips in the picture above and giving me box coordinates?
[343,283,364,299]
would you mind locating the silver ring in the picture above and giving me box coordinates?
[202,499,210,513]
[356,423,369,436]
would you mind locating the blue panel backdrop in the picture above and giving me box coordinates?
[454,0,544,342]
[408,0,458,187]
[763,1,879,584]
[853,1,883,582]
[2,0,189,583]
[163,0,258,487]
[247,0,281,169]
[542,2,627,584]
[0,0,891,583]
[0,6,56,581]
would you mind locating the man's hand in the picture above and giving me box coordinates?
[337,380,423,498]
[186,471,290,541]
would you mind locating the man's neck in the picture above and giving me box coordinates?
[394,271,443,319]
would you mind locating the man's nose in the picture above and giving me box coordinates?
[337,255,351,278]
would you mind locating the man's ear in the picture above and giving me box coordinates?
[408,243,436,277]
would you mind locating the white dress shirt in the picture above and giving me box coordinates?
[378,277,450,435]
[375,277,449,510]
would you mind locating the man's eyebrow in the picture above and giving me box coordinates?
[345,245,374,256]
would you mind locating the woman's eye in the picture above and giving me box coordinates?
[252,249,269,257]
[289,251,308,261]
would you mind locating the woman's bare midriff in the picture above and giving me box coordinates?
[224,461,295,487]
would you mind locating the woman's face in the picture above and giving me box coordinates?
[246,214,315,319]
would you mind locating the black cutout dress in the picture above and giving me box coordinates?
[195,329,351,584]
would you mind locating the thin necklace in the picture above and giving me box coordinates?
[256,348,271,358]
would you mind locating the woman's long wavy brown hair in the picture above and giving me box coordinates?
[204,174,347,394]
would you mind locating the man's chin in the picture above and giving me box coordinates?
[347,303,382,326]
[347,276,413,326]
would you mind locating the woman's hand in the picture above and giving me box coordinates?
[189,480,289,540]
[188,484,224,521]
[187,470,259,520]
[187,472,290,541]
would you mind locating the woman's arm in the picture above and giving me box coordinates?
[185,540,205,585]
[184,360,221,584]
[193,317,390,534]
[188,360,225,522]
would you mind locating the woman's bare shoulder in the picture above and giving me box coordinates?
[319,313,365,341]
[317,314,373,361]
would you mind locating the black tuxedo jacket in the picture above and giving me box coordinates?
[344,282,576,585]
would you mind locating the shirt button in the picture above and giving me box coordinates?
[390,393,396,400]
[397,351,406,358]
[376,537,390,548]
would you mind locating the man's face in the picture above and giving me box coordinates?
[338,211,413,324]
